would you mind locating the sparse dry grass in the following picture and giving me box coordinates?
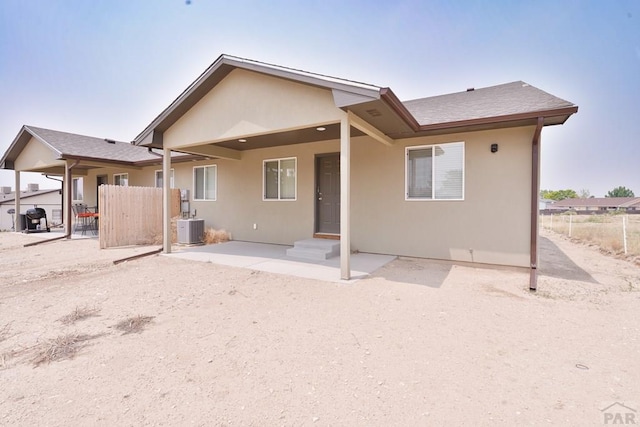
[58,306,101,325]
[204,228,231,244]
[114,315,154,335]
[0,322,11,343]
[543,214,640,259]
[31,333,102,367]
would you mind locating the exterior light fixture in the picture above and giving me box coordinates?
[238,139,247,143]
[316,127,326,132]
[491,143,498,153]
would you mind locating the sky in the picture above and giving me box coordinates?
[0,0,638,197]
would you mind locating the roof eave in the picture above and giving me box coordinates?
[413,106,578,133]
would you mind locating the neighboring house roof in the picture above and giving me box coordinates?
[551,197,640,209]
[134,54,578,147]
[1,125,200,171]
[0,189,60,204]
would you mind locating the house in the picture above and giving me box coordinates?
[549,197,640,213]
[0,125,203,233]
[132,54,578,287]
[1,54,578,288]
[539,198,556,211]
[0,184,62,231]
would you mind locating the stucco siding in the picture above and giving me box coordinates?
[163,69,344,149]
[170,140,340,245]
[14,137,61,171]
[73,125,535,267]
[350,126,535,267]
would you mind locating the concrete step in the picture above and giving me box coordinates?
[286,238,340,260]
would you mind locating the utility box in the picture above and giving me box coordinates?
[177,219,204,244]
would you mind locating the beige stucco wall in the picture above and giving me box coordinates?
[163,68,344,149]
[14,137,62,171]
[156,126,534,267]
[351,126,535,267]
[72,125,534,267]
[169,141,340,245]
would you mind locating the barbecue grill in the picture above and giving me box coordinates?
[24,207,50,233]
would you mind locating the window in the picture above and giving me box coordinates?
[263,158,296,200]
[155,169,175,188]
[72,177,83,201]
[193,165,217,201]
[406,142,464,200]
[114,173,129,186]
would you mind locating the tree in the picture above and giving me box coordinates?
[606,186,635,198]
[540,189,579,201]
[578,189,591,198]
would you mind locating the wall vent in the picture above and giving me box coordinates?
[177,219,204,244]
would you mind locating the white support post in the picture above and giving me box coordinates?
[340,115,351,280]
[14,170,21,232]
[569,214,572,237]
[623,215,628,255]
[163,147,172,254]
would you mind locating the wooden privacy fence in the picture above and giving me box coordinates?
[98,185,180,249]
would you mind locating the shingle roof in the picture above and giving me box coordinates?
[402,81,575,126]
[26,126,160,163]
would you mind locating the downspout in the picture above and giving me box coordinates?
[529,117,544,291]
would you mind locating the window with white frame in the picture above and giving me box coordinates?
[263,157,296,200]
[114,173,129,186]
[193,165,217,201]
[72,177,83,201]
[406,142,464,200]
[155,169,175,188]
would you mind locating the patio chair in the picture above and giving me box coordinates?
[73,204,96,235]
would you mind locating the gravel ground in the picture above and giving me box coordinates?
[0,230,639,426]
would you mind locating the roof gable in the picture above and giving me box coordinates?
[1,125,198,172]
[134,54,384,146]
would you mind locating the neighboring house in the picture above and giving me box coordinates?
[539,198,556,211]
[548,197,640,213]
[0,126,203,231]
[132,54,578,285]
[1,54,578,288]
[0,184,62,231]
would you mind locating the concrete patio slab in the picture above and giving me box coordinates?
[166,240,395,283]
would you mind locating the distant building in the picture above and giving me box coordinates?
[0,184,62,231]
[545,197,640,213]
[539,198,556,210]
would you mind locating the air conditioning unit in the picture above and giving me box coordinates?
[177,219,205,244]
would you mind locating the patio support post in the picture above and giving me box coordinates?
[14,170,21,232]
[162,147,172,254]
[64,161,73,238]
[340,114,351,280]
[529,117,544,291]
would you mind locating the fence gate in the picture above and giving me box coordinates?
[98,185,180,249]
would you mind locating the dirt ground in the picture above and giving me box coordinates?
[0,230,639,426]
